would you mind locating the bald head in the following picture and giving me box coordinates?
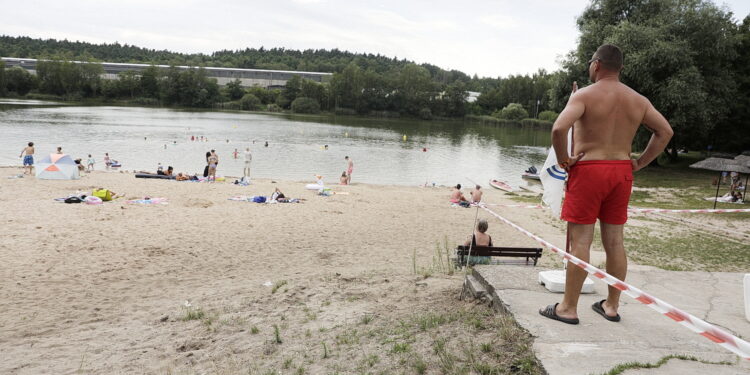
[593,44,623,72]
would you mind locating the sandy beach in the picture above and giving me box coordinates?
[1,168,570,374]
[6,166,745,374]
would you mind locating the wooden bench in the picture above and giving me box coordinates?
[455,245,542,266]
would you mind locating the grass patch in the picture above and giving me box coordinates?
[180,306,205,321]
[412,236,455,278]
[271,280,288,294]
[625,226,750,272]
[391,342,411,354]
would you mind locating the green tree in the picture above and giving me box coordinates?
[392,64,434,116]
[554,0,740,158]
[291,96,320,114]
[714,15,750,152]
[226,78,244,100]
[300,79,328,110]
[538,110,559,122]
[117,70,140,98]
[330,63,364,111]
[140,65,161,99]
[0,61,6,96]
[439,82,468,117]
[5,67,36,95]
[239,93,261,110]
[281,75,303,108]
[496,103,528,120]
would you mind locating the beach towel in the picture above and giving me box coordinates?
[540,129,572,217]
[126,197,168,205]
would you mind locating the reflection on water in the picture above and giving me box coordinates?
[0,103,551,187]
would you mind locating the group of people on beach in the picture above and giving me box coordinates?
[450,184,482,207]
[19,142,117,175]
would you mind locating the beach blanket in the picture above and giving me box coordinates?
[228,196,301,203]
[126,197,168,205]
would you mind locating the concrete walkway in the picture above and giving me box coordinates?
[467,265,750,375]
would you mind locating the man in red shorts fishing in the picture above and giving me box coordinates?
[539,44,673,325]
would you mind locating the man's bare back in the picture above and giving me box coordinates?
[552,53,671,169]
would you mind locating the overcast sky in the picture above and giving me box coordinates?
[2,0,749,78]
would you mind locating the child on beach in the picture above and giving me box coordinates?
[104,153,112,170]
[87,154,95,172]
[340,171,348,185]
[207,153,218,182]
[19,142,34,175]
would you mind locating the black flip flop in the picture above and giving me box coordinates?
[592,299,621,322]
[539,303,579,325]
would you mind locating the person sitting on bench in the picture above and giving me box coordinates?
[463,219,492,265]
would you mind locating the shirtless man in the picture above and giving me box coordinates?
[470,185,483,203]
[539,44,673,325]
[20,142,35,175]
[345,156,353,184]
[450,184,467,202]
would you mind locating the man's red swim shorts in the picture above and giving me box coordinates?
[561,160,633,225]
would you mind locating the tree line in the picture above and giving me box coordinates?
[2,0,750,152]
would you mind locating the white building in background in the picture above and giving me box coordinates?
[466,91,481,103]
[1,57,332,89]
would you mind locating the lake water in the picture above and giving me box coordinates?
[0,100,551,187]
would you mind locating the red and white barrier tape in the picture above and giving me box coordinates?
[629,208,750,214]
[479,204,750,360]
[476,203,543,209]
[482,203,750,214]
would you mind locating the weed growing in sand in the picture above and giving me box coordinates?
[410,354,428,375]
[295,366,306,375]
[360,314,374,325]
[302,307,317,322]
[480,342,492,353]
[412,236,456,278]
[414,312,453,331]
[322,342,329,358]
[363,354,379,368]
[250,325,260,334]
[282,358,293,369]
[180,306,205,321]
[335,329,359,345]
[271,280,288,294]
[273,324,282,344]
[391,342,410,353]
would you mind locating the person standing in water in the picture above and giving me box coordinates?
[87,154,95,172]
[104,153,112,170]
[19,142,35,175]
[345,156,353,184]
[243,147,252,180]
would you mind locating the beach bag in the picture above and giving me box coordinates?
[252,196,267,203]
[203,165,209,177]
[64,196,82,204]
[93,189,113,201]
